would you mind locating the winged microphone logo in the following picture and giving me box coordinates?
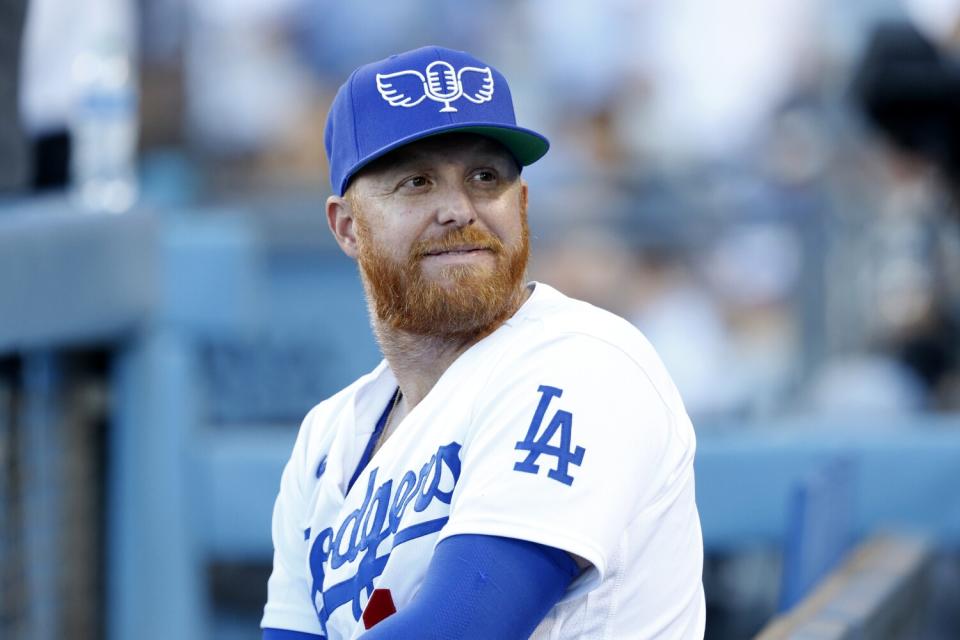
[376,61,494,113]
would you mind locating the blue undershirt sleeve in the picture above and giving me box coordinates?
[359,533,579,639]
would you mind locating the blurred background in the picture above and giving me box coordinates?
[2,0,960,638]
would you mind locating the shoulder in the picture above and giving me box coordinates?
[493,282,686,415]
[507,282,653,355]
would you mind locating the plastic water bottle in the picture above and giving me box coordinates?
[71,38,138,214]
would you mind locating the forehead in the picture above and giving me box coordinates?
[358,133,517,177]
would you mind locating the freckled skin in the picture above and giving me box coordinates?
[336,133,528,290]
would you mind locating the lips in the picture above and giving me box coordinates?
[421,245,492,257]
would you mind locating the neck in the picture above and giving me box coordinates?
[372,285,531,410]
[374,326,472,409]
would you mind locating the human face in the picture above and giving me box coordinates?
[329,133,530,340]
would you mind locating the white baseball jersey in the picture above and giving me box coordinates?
[262,282,705,639]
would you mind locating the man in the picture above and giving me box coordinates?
[262,45,705,639]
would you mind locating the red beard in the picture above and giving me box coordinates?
[356,215,530,341]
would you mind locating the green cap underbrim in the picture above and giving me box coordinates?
[451,125,550,166]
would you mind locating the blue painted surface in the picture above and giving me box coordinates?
[159,215,265,338]
[695,419,960,550]
[20,352,61,640]
[109,330,206,640]
[778,456,856,611]
[0,198,158,351]
[195,427,300,560]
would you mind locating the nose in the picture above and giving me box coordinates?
[434,182,477,227]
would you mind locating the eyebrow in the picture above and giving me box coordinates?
[358,139,519,190]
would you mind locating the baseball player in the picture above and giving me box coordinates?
[262,45,705,639]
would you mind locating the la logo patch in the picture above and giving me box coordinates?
[514,385,585,486]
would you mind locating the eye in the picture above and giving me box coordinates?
[470,169,498,184]
[401,175,429,189]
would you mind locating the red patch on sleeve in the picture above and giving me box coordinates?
[362,588,397,629]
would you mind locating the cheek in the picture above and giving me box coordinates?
[358,214,419,262]
[488,206,526,249]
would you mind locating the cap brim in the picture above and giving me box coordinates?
[339,123,549,195]
[451,125,550,166]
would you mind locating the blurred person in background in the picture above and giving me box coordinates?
[850,5,960,411]
[18,0,85,190]
[18,0,136,193]
[628,244,752,421]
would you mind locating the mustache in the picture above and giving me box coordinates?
[411,226,504,258]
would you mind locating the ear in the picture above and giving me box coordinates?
[326,195,359,258]
[520,179,529,214]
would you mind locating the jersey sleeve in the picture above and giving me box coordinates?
[261,408,327,636]
[438,333,684,597]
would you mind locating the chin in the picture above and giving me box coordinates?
[424,262,494,286]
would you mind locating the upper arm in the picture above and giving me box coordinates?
[359,534,578,639]
[441,334,680,592]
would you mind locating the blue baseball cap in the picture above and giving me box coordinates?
[324,45,550,196]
